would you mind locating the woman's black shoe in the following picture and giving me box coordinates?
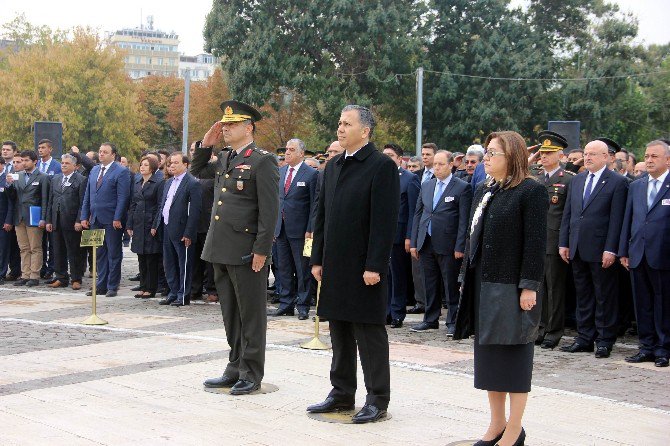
[497,427,525,446]
[474,428,504,446]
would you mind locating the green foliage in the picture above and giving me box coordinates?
[0,26,146,158]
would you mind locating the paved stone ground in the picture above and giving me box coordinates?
[0,247,667,445]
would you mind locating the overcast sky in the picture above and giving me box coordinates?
[2,0,668,56]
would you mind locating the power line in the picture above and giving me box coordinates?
[337,68,669,83]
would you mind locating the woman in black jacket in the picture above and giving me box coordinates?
[454,131,548,446]
[127,156,164,298]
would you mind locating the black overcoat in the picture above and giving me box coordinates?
[311,143,400,324]
[127,172,164,255]
[454,178,548,344]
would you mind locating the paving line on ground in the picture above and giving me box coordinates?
[1,316,667,417]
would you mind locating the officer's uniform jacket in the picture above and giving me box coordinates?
[191,141,279,265]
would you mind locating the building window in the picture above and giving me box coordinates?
[135,56,141,64]
[157,58,163,65]
[147,57,152,65]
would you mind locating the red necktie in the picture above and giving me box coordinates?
[284,167,294,194]
[96,166,106,189]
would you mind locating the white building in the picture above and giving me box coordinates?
[179,54,219,81]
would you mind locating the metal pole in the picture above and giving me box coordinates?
[415,67,423,157]
[181,70,191,154]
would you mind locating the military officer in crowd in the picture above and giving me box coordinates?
[192,101,279,395]
[531,131,575,349]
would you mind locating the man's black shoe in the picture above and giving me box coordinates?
[268,308,294,316]
[406,305,425,314]
[26,279,39,287]
[352,404,387,424]
[560,342,594,353]
[159,289,170,297]
[131,285,142,291]
[595,346,611,358]
[655,357,669,367]
[625,352,655,363]
[5,274,19,281]
[159,297,176,305]
[105,290,118,297]
[541,340,559,349]
[204,374,238,388]
[170,300,190,307]
[534,336,545,346]
[306,397,355,413]
[42,273,53,280]
[230,380,260,395]
[298,313,309,320]
[14,279,28,286]
[410,321,439,332]
[390,319,403,328]
[129,274,140,281]
[446,326,455,338]
[86,289,107,296]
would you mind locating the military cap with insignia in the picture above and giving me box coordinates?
[304,149,316,157]
[219,100,263,123]
[276,147,286,157]
[596,137,621,154]
[538,130,569,152]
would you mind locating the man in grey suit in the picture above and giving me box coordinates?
[193,101,279,395]
[45,154,86,290]
[410,151,472,335]
[6,150,49,286]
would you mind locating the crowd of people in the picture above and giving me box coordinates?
[2,100,668,444]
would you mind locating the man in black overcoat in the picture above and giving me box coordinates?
[308,105,400,423]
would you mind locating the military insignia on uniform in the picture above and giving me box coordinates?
[224,106,233,116]
[237,180,244,191]
[551,195,559,204]
[244,149,253,157]
[543,139,552,147]
[236,164,251,170]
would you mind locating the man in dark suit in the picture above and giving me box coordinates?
[154,152,202,306]
[6,150,49,287]
[80,143,131,297]
[195,101,279,395]
[531,131,575,349]
[619,140,670,368]
[37,138,62,280]
[191,176,217,302]
[308,105,399,423]
[382,143,420,328]
[0,157,15,284]
[417,142,437,184]
[559,138,628,358]
[271,138,317,320]
[45,154,86,290]
[410,151,472,335]
[2,142,22,281]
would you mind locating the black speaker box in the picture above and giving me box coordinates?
[548,121,580,152]
[33,121,63,158]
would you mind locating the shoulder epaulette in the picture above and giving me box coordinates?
[565,170,576,176]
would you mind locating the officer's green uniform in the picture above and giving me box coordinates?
[532,131,575,347]
[191,101,279,385]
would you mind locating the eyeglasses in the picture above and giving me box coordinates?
[465,160,478,165]
[484,150,505,158]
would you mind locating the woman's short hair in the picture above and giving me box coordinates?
[140,155,159,173]
[484,131,530,188]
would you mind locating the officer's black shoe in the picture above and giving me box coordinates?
[105,290,117,297]
[352,404,387,424]
[625,352,655,363]
[86,289,107,296]
[269,308,294,316]
[26,279,39,287]
[203,374,238,388]
[170,300,190,307]
[159,297,176,305]
[541,340,559,349]
[655,357,669,367]
[129,274,140,281]
[410,321,439,332]
[14,279,28,286]
[230,380,260,395]
[298,313,309,320]
[594,346,611,358]
[306,397,354,413]
[390,319,403,328]
[560,342,594,353]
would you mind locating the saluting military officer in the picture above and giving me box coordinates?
[191,100,279,395]
[532,131,575,349]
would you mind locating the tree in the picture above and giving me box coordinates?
[204,0,425,142]
[137,75,184,151]
[0,26,145,157]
